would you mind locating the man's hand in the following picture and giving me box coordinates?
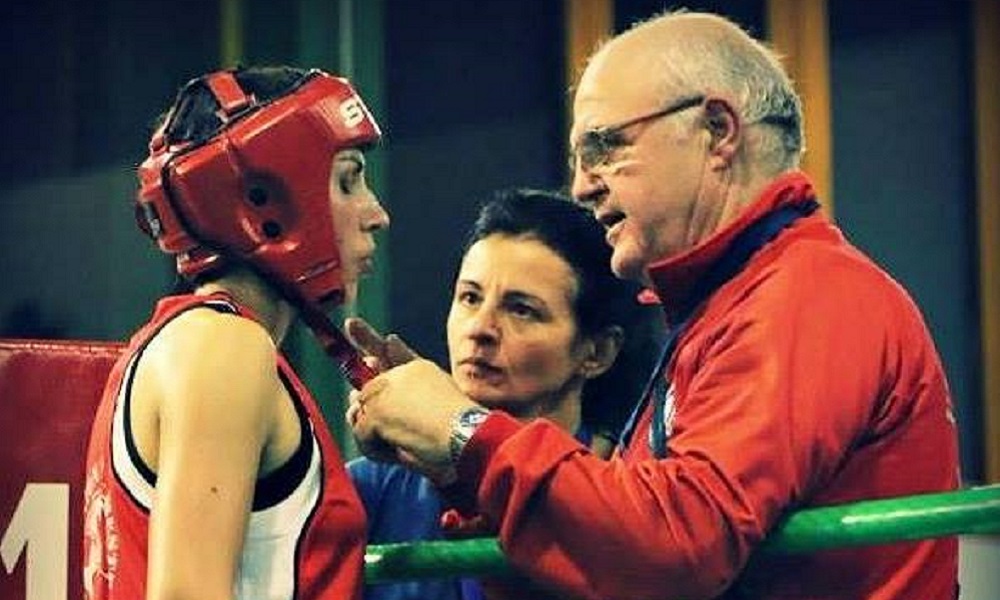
[345,323,483,485]
[345,317,417,371]
[346,387,398,464]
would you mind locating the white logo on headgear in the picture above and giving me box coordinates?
[339,96,367,128]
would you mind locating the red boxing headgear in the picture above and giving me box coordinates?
[136,68,381,308]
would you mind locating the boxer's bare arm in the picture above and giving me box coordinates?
[139,310,279,600]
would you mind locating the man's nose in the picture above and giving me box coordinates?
[570,165,608,210]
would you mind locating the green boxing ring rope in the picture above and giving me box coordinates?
[364,484,1000,583]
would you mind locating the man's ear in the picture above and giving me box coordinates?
[702,97,741,168]
[579,325,624,380]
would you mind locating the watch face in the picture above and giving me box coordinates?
[461,408,490,428]
[451,408,491,465]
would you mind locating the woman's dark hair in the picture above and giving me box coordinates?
[161,65,312,146]
[463,188,664,439]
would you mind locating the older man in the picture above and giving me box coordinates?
[350,11,959,600]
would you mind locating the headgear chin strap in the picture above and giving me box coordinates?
[136,67,381,310]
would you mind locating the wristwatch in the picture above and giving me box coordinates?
[449,406,491,466]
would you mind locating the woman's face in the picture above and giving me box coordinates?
[447,233,590,417]
[328,149,390,303]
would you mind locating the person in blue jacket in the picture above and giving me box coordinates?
[347,188,662,600]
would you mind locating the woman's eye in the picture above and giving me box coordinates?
[456,290,480,306]
[339,168,362,195]
[509,303,541,320]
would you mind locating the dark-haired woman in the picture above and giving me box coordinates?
[348,189,661,600]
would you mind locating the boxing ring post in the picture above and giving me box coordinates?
[0,339,124,600]
[363,485,1000,583]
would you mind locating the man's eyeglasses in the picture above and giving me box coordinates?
[570,95,704,173]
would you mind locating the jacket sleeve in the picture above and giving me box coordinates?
[453,253,897,600]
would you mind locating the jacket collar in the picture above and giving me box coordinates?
[645,171,817,321]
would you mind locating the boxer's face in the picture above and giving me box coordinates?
[328,149,389,303]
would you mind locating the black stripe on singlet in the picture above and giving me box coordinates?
[252,371,313,511]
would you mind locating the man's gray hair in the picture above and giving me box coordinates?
[628,12,805,172]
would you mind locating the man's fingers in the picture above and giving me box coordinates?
[345,390,364,427]
[345,317,388,357]
[346,402,361,427]
[348,384,398,463]
[385,334,418,366]
[346,316,419,368]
